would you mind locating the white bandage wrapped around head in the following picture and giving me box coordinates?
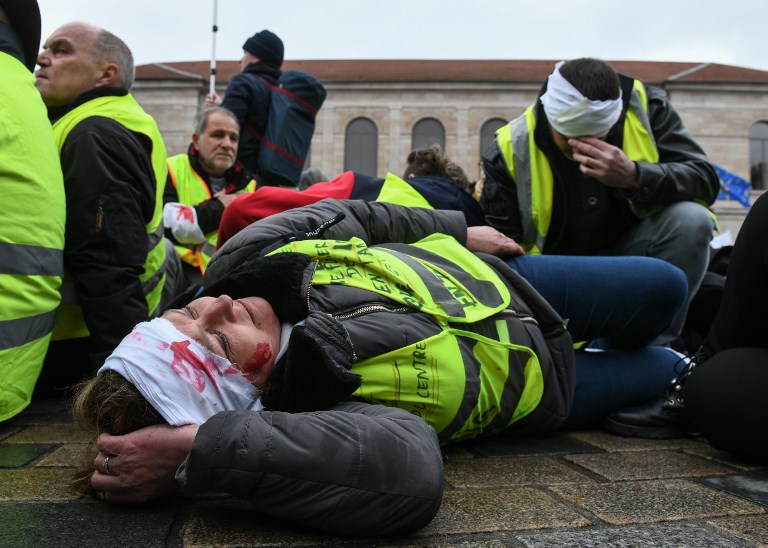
[539,61,623,138]
[98,318,262,426]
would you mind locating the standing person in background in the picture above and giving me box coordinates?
[206,29,283,181]
[163,107,256,286]
[481,58,719,343]
[0,0,66,420]
[33,21,181,395]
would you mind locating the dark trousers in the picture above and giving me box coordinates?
[686,192,768,461]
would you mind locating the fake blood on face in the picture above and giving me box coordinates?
[169,340,237,393]
[240,342,273,376]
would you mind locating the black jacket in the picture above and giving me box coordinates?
[221,62,280,177]
[481,75,720,254]
[178,402,444,536]
[49,88,158,366]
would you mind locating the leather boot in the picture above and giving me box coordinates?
[603,354,703,439]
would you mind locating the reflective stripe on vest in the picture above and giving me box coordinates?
[51,94,168,340]
[0,52,66,420]
[269,235,545,443]
[167,153,255,274]
[497,80,660,254]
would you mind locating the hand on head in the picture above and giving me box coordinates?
[90,424,199,504]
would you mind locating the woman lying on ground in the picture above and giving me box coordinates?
[73,199,687,535]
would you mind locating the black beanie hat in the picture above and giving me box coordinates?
[243,29,284,69]
[0,0,42,71]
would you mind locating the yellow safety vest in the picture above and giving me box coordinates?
[375,172,435,208]
[51,94,168,340]
[497,80,660,254]
[0,53,66,420]
[166,153,255,274]
[270,235,545,443]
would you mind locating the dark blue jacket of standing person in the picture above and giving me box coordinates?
[220,62,280,178]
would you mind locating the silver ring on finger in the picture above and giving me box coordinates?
[103,455,112,475]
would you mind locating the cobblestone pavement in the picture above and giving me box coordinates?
[1,396,767,548]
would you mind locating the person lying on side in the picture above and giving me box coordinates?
[73,199,687,536]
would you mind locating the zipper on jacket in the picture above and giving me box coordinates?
[497,308,568,337]
[331,303,412,321]
[497,308,538,326]
[304,262,318,313]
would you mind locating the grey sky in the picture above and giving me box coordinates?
[36,0,768,72]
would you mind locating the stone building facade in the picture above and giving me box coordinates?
[134,59,768,236]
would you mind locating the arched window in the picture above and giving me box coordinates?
[749,121,768,190]
[412,118,445,151]
[344,118,378,176]
[480,118,507,159]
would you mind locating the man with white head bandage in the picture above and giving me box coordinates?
[481,57,719,345]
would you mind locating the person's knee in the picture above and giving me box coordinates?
[654,259,688,312]
[630,257,688,322]
[656,201,715,243]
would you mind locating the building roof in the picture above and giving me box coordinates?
[136,59,768,86]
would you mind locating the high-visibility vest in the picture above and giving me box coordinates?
[0,53,66,420]
[271,235,546,444]
[374,172,435,208]
[496,79,660,254]
[167,153,255,274]
[51,94,168,341]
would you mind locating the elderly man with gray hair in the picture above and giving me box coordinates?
[33,22,181,396]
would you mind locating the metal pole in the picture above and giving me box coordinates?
[209,0,219,96]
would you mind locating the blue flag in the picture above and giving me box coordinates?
[711,163,751,208]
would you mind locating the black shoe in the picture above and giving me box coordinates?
[604,390,692,439]
[604,353,703,439]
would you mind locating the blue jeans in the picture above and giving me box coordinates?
[505,254,687,428]
[610,201,715,343]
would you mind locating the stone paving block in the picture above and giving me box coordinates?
[35,444,89,468]
[564,449,739,481]
[0,501,182,548]
[0,425,21,442]
[0,469,80,501]
[183,498,351,546]
[445,456,591,488]
[3,424,89,444]
[700,469,768,507]
[458,431,600,458]
[379,540,511,548]
[515,522,753,547]
[708,513,768,547]
[416,488,590,535]
[4,399,70,426]
[443,444,476,460]
[551,479,764,526]
[567,430,707,452]
[684,444,766,472]
[0,444,55,468]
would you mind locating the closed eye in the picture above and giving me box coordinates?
[212,329,232,359]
